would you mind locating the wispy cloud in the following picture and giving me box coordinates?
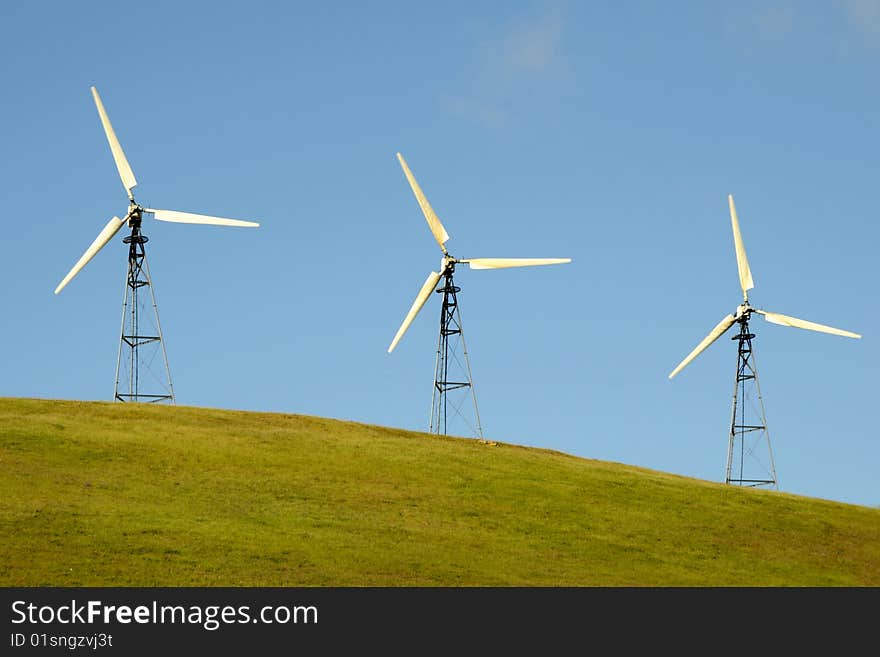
[724,2,880,53]
[481,9,568,82]
[442,6,570,128]
[753,5,797,39]
[439,94,507,129]
[840,0,880,36]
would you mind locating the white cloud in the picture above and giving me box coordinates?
[840,0,880,36]
[439,94,506,129]
[482,9,568,81]
[753,5,797,39]
[723,2,880,54]
[442,5,569,127]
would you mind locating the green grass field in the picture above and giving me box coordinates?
[1,397,877,586]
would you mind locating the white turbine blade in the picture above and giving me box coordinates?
[145,208,259,228]
[668,314,737,379]
[54,216,126,294]
[463,257,571,270]
[387,271,442,353]
[91,87,137,197]
[396,152,450,253]
[757,310,862,339]
[728,194,754,300]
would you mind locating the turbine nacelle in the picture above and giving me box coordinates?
[734,303,751,320]
[125,204,142,226]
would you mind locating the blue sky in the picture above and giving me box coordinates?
[1,1,877,508]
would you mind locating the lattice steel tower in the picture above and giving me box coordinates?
[430,262,483,439]
[725,314,775,488]
[113,211,175,403]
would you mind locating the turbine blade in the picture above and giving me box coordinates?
[463,257,571,269]
[54,216,126,294]
[387,271,442,353]
[668,314,737,379]
[145,208,259,228]
[91,87,137,197]
[757,310,861,339]
[728,194,754,300]
[396,152,450,253]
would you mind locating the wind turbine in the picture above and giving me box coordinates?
[668,194,861,488]
[55,86,259,403]
[387,152,571,439]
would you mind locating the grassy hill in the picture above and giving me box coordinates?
[1,397,877,586]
